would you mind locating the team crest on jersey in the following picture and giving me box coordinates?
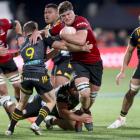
[0,29,5,36]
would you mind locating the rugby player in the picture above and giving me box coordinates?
[33,3,73,88]
[5,20,92,135]
[0,18,22,120]
[108,17,140,129]
[58,1,103,131]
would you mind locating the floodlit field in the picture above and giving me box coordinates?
[0,68,140,140]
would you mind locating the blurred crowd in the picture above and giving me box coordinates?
[94,29,129,47]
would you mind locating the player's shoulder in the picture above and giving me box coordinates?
[131,26,140,36]
[74,16,89,27]
[52,19,63,29]
[53,19,62,26]
[75,16,88,23]
[0,18,10,25]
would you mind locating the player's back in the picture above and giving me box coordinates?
[56,82,79,110]
[20,38,47,73]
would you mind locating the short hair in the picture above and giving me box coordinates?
[23,21,38,34]
[45,3,58,10]
[58,1,73,15]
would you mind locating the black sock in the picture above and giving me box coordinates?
[35,106,50,126]
[120,111,127,117]
[8,108,23,133]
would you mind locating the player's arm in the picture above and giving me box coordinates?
[14,20,22,35]
[116,31,137,85]
[60,30,87,46]
[120,43,135,73]
[30,22,64,44]
[0,47,8,56]
[64,41,92,52]
[47,48,59,60]
[57,102,91,122]
[44,36,92,52]
[52,40,92,52]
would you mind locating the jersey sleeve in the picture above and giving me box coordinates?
[43,36,56,48]
[49,22,64,36]
[43,35,62,48]
[74,17,89,31]
[130,28,140,47]
[0,19,13,30]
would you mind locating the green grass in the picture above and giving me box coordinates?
[0,68,140,140]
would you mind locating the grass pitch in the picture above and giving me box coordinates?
[0,68,140,140]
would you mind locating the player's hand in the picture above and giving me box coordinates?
[80,113,92,123]
[30,30,42,44]
[83,41,93,52]
[0,47,8,56]
[116,72,125,85]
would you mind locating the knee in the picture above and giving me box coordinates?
[0,85,7,95]
[80,91,90,98]
[8,73,21,86]
[130,83,140,93]
[12,82,21,89]
[76,82,90,98]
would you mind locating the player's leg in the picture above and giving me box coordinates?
[31,73,56,135]
[72,62,91,111]
[31,90,56,135]
[22,95,43,124]
[83,61,103,131]
[6,91,31,135]
[72,62,93,131]
[75,77,91,111]
[108,65,140,129]
[5,59,21,102]
[5,77,33,135]
[88,61,103,107]
[0,68,16,120]
[53,60,72,88]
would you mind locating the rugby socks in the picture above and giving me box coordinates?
[120,110,127,117]
[8,108,23,133]
[35,106,50,126]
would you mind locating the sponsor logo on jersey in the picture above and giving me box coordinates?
[76,22,88,27]
[42,76,48,83]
